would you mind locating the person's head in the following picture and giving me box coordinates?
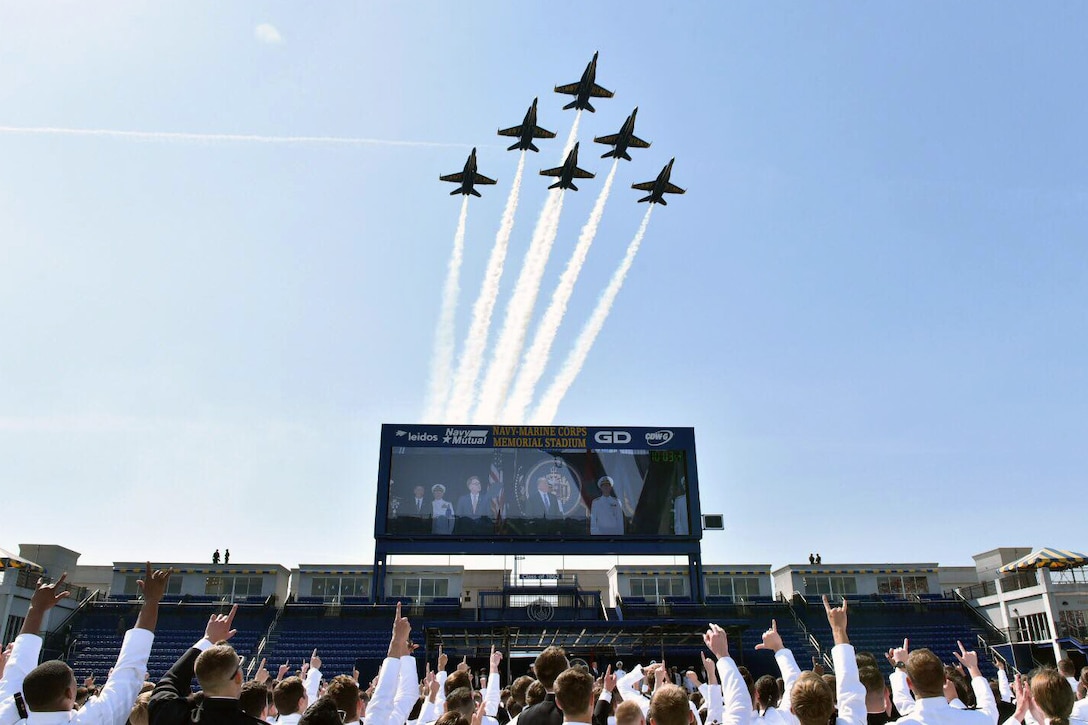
[598,479,615,496]
[616,700,645,725]
[904,649,945,699]
[736,666,754,705]
[526,681,547,707]
[195,645,244,698]
[1058,659,1076,678]
[1032,669,1074,725]
[648,684,692,725]
[445,688,475,718]
[274,676,309,716]
[22,660,77,712]
[414,486,425,498]
[467,477,482,494]
[510,675,534,707]
[326,675,361,723]
[554,668,594,721]
[789,673,834,725]
[299,696,346,725]
[433,484,446,499]
[445,670,472,696]
[128,691,152,725]
[537,478,550,493]
[858,666,885,697]
[240,681,272,721]
[534,646,569,690]
[435,712,469,725]
[944,667,972,706]
[754,675,780,711]
[855,652,878,669]
[616,661,624,671]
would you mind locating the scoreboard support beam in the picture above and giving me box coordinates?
[689,554,705,603]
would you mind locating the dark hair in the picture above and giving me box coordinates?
[436,712,469,725]
[554,668,594,715]
[239,682,270,719]
[300,696,346,725]
[327,675,361,722]
[534,647,569,689]
[22,661,74,712]
[445,671,472,697]
[446,687,475,717]
[754,675,779,712]
[275,676,308,716]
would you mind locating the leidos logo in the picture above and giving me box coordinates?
[398,430,438,442]
[594,430,632,444]
[645,430,674,446]
[443,428,488,445]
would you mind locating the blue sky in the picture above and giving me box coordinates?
[1,2,1085,571]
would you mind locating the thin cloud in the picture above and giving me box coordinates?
[255,23,284,45]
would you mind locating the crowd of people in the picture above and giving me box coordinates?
[1,571,1086,725]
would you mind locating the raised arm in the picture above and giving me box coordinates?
[304,650,323,703]
[367,603,412,725]
[700,652,724,725]
[754,619,800,720]
[952,641,997,725]
[886,639,914,715]
[0,576,70,722]
[484,646,503,717]
[995,660,1012,703]
[617,664,650,716]
[823,596,864,725]
[706,624,751,725]
[150,603,236,725]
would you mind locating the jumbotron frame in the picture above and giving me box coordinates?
[371,424,706,602]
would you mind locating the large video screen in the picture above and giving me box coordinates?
[374,425,700,542]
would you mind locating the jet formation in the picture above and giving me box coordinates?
[440,52,685,203]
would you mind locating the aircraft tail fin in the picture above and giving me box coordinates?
[548,180,562,190]
[600,149,616,159]
[584,101,596,113]
[507,141,521,151]
[568,182,578,192]
[470,188,482,198]
[451,189,463,196]
[563,100,579,111]
[637,194,652,203]
[528,142,539,153]
[621,151,632,161]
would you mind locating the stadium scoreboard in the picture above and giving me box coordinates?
[375,424,702,555]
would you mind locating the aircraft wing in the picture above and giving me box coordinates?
[440,172,465,183]
[593,133,619,145]
[572,168,595,179]
[628,135,651,149]
[497,125,525,137]
[554,83,581,95]
[532,127,557,138]
[589,83,614,98]
[631,181,656,191]
[664,182,685,194]
[540,166,564,177]
[475,174,498,186]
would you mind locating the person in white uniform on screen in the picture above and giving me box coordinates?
[431,484,455,535]
[590,477,625,535]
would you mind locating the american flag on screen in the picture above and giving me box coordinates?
[491,449,505,530]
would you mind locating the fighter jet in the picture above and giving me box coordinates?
[497,98,557,152]
[439,148,498,197]
[593,107,651,161]
[554,51,614,113]
[540,143,595,191]
[631,159,685,205]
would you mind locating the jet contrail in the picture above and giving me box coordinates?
[444,152,527,422]
[472,115,582,422]
[422,196,471,422]
[530,205,655,425]
[0,125,472,148]
[501,159,620,422]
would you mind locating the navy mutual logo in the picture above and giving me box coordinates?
[645,430,674,446]
[594,430,631,444]
[442,428,488,445]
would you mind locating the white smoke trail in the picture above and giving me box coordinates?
[0,125,471,148]
[472,116,582,422]
[444,153,527,422]
[501,159,620,421]
[422,197,470,422]
[530,206,655,425]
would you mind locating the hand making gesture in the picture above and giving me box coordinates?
[703,623,729,659]
[206,604,239,643]
[754,620,784,652]
[823,595,849,645]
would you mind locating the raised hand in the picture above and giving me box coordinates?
[950,641,980,677]
[490,645,503,672]
[456,656,470,673]
[255,659,270,684]
[886,638,909,667]
[703,623,729,659]
[653,662,667,689]
[754,620,784,652]
[470,699,487,725]
[603,665,616,693]
[942,677,957,702]
[388,602,412,658]
[137,563,173,603]
[1012,675,1033,722]
[823,595,849,645]
[700,652,718,685]
[30,574,71,611]
[84,674,96,688]
[205,604,238,643]
[310,649,322,671]
[278,661,290,680]
[353,668,361,683]
[438,646,448,671]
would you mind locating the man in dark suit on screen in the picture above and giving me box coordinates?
[525,477,563,534]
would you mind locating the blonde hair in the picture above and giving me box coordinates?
[790,673,833,725]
